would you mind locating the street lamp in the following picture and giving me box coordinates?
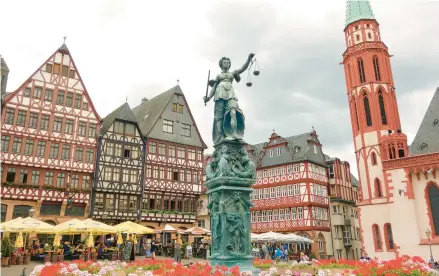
[29,207,35,218]
[426,229,434,268]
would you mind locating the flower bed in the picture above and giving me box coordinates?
[315,255,439,276]
[29,255,439,275]
[29,259,243,276]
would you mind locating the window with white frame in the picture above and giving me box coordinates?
[287,185,293,196]
[269,149,274,157]
[253,191,258,200]
[276,186,281,197]
[273,210,278,221]
[297,207,303,219]
[285,208,290,220]
[269,169,273,177]
[294,184,299,195]
[287,165,293,174]
[291,208,297,220]
[318,237,324,253]
[279,209,284,220]
[256,211,261,222]
[314,144,318,154]
[257,171,262,178]
[281,185,287,197]
[294,164,300,172]
[275,168,280,176]
[251,212,255,223]
[259,189,263,199]
[267,211,272,221]
[264,188,269,199]
[262,211,267,222]
[270,187,275,198]
[281,167,286,175]
[263,170,267,178]
[277,147,282,155]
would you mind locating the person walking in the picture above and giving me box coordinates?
[151,241,157,260]
[174,235,182,263]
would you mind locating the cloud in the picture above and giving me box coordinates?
[2,0,438,178]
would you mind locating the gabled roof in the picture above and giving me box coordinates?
[132,85,207,148]
[100,102,139,135]
[351,174,359,187]
[410,87,439,156]
[132,86,177,136]
[248,131,327,168]
[3,43,101,122]
[1,57,9,72]
[345,0,375,27]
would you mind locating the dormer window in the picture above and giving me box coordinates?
[277,147,282,156]
[313,145,318,154]
[294,146,301,153]
[269,150,274,158]
[433,119,439,126]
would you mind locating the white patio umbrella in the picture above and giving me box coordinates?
[285,233,314,243]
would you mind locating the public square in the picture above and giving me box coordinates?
[1,0,439,275]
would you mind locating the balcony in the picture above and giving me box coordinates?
[141,210,197,223]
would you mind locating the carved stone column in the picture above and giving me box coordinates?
[206,139,256,272]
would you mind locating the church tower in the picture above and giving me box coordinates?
[342,1,408,255]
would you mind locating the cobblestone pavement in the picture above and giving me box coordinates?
[0,256,207,275]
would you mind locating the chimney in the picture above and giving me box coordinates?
[141,98,148,104]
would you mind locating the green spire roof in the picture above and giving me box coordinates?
[345,1,375,27]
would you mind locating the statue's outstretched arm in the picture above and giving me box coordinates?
[234,53,255,75]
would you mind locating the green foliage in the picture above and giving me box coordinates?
[274,262,289,268]
[141,209,195,216]
[1,237,13,257]
[310,252,316,259]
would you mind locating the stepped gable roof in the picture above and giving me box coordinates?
[100,102,139,135]
[410,87,439,156]
[248,131,326,168]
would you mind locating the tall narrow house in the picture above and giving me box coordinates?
[132,85,207,231]
[91,103,145,222]
[1,44,100,224]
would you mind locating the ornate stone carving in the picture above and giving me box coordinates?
[206,144,256,181]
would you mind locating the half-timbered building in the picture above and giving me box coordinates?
[0,43,101,225]
[325,155,362,260]
[91,102,145,222]
[249,130,331,258]
[132,85,207,232]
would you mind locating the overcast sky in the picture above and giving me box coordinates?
[2,0,438,176]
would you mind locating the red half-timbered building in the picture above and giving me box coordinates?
[249,130,331,258]
[132,85,207,234]
[0,44,100,225]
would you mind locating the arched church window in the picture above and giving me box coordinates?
[433,119,439,126]
[372,224,382,250]
[374,178,383,197]
[363,93,372,126]
[378,91,387,125]
[397,142,405,158]
[384,223,394,250]
[357,58,366,83]
[373,56,381,81]
[371,152,377,165]
[428,184,439,235]
[388,143,396,160]
[352,97,360,130]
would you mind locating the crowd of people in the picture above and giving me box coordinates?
[253,243,311,262]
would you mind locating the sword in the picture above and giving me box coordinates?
[205,70,210,106]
